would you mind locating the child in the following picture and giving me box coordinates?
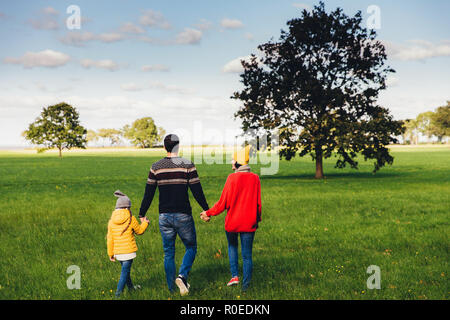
[107,190,149,298]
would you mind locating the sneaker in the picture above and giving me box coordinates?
[131,285,141,291]
[175,275,190,296]
[227,276,239,286]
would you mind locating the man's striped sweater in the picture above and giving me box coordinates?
[139,157,209,217]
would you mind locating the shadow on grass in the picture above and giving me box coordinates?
[191,261,230,283]
[260,170,406,181]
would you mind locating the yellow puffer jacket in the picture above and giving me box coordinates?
[107,209,148,257]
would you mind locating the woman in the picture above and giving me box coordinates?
[201,146,262,291]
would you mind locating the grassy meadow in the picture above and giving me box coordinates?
[0,145,448,300]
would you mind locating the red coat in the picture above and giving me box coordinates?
[206,169,261,232]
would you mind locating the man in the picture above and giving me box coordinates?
[200,145,261,291]
[139,134,209,296]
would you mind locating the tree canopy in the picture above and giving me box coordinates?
[123,117,165,148]
[23,102,87,157]
[430,101,450,142]
[97,128,122,146]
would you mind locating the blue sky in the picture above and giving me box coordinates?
[0,0,449,146]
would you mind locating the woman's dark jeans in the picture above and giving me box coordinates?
[226,231,255,290]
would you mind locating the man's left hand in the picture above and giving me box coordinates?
[200,211,210,222]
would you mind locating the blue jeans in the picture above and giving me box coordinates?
[226,231,255,290]
[159,213,197,292]
[116,259,133,296]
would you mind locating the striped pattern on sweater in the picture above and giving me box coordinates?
[139,157,209,216]
[147,158,201,185]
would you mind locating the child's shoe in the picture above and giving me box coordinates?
[227,276,239,286]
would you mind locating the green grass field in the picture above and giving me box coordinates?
[0,145,448,300]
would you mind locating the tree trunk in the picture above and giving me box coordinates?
[315,148,324,179]
[58,147,62,158]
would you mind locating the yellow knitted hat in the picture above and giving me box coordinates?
[233,145,250,165]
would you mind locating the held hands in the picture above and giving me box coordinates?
[200,211,210,222]
[109,256,115,262]
[140,216,150,224]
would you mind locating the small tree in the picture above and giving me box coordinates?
[416,111,434,142]
[97,128,123,146]
[232,2,404,178]
[24,102,87,157]
[430,101,450,143]
[402,119,419,145]
[86,130,98,145]
[123,117,165,148]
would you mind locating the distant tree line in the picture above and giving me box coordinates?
[401,101,450,144]
[23,98,448,160]
[87,118,165,148]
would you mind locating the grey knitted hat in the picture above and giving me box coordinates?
[114,190,131,209]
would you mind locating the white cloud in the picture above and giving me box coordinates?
[139,10,171,29]
[33,81,72,93]
[59,32,96,46]
[149,81,195,95]
[292,3,312,10]
[175,28,202,45]
[244,32,254,41]
[141,64,170,72]
[120,81,192,94]
[59,23,204,47]
[378,93,449,121]
[138,35,159,44]
[222,56,254,73]
[386,76,399,87]
[29,18,59,30]
[3,50,70,68]
[121,83,144,91]
[59,31,125,46]
[139,29,203,46]
[97,32,126,43]
[43,7,59,15]
[120,22,145,34]
[28,7,60,30]
[220,18,244,29]
[80,59,120,71]
[384,40,450,61]
[194,19,213,31]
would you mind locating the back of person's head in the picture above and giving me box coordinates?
[114,190,131,209]
[233,145,250,165]
[164,134,180,153]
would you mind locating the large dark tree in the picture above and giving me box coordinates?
[24,102,87,157]
[232,2,404,178]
